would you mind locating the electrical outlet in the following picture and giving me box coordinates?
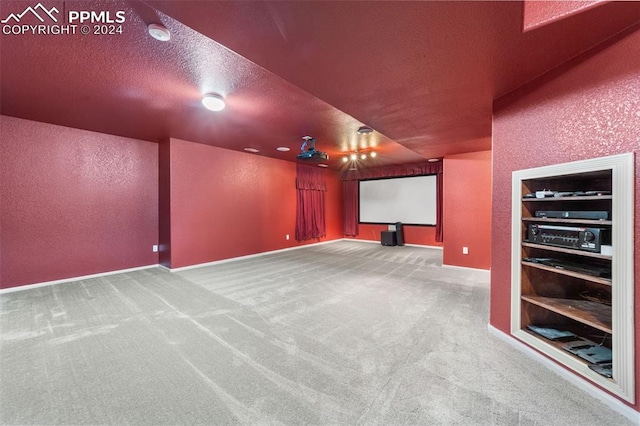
[286,234,290,240]
[462,246,469,255]
[152,245,159,252]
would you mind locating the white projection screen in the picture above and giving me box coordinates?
[359,175,437,225]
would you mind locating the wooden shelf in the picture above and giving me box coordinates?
[522,242,612,260]
[522,217,612,226]
[521,261,611,286]
[521,295,611,333]
[513,156,635,402]
[522,195,612,202]
[521,330,615,381]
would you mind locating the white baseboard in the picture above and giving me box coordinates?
[1,238,444,292]
[344,237,444,250]
[487,325,640,423]
[442,263,490,273]
[405,243,443,249]
[0,238,347,291]
[167,238,343,272]
[157,264,172,272]
[0,264,158,294]
[343,238,382,245]
[166,238,444,273]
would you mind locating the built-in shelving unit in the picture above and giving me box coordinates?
[511,153,635,403]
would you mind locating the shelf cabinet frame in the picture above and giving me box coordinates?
[510,153,635,403]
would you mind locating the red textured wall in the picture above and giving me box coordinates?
[0,116,158,289]
[442,150,492,270]
[523,0,603,31]
[350,224,441,247]
[167,138,342,268]
[492,26,640,409]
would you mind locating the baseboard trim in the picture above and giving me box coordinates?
[167,239,343,272]
[343,238,444,250]
[405,243,443,249]
[0,240,344,291]
[0,264,158,294]
[442,264,490,273]
[487,325,640,423]
[343,238,383,245]
[1,238,446,292]
[157,264,172,272]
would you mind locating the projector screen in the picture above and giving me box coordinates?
[359,175,437,225]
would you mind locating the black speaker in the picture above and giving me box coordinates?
[381,231,397,246]
[394,222,404,246]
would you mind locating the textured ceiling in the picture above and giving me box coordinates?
[2,1,639,169]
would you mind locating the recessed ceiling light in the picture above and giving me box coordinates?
[148,23,170,41]
[342,157,348,163]
[202,93,225,111]
[370,152,377,158]
[276,147,290,152]
[357,126,373,134]
[244,148,259,153]
[350,153,358,161]
[318,164,328,168]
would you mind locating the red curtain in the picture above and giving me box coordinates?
[343,180,359,236]
[435,171,443,242]
[341,161,444,242]
[295,164,327,241]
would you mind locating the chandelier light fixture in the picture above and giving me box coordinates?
[342,150,377,163]
[343,125,377,163]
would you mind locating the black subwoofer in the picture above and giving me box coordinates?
[381,231,397,246]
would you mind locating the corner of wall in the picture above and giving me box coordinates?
[158,138,171,268]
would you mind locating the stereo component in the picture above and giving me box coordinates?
[527,224,610,253]
[535,211,609,220]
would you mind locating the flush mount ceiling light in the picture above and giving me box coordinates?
[357,126,374,134]
[276,147,290,152]
[427,158,441,162]
[202,93,225,111]
[148,23,171,41]
[244,148,259,153]
[318,164,328,168]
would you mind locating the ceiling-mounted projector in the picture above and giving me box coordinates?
[296,136,329,161]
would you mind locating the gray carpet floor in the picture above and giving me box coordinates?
[0,241,632,425]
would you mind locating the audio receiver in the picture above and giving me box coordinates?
[527,224,610,253]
